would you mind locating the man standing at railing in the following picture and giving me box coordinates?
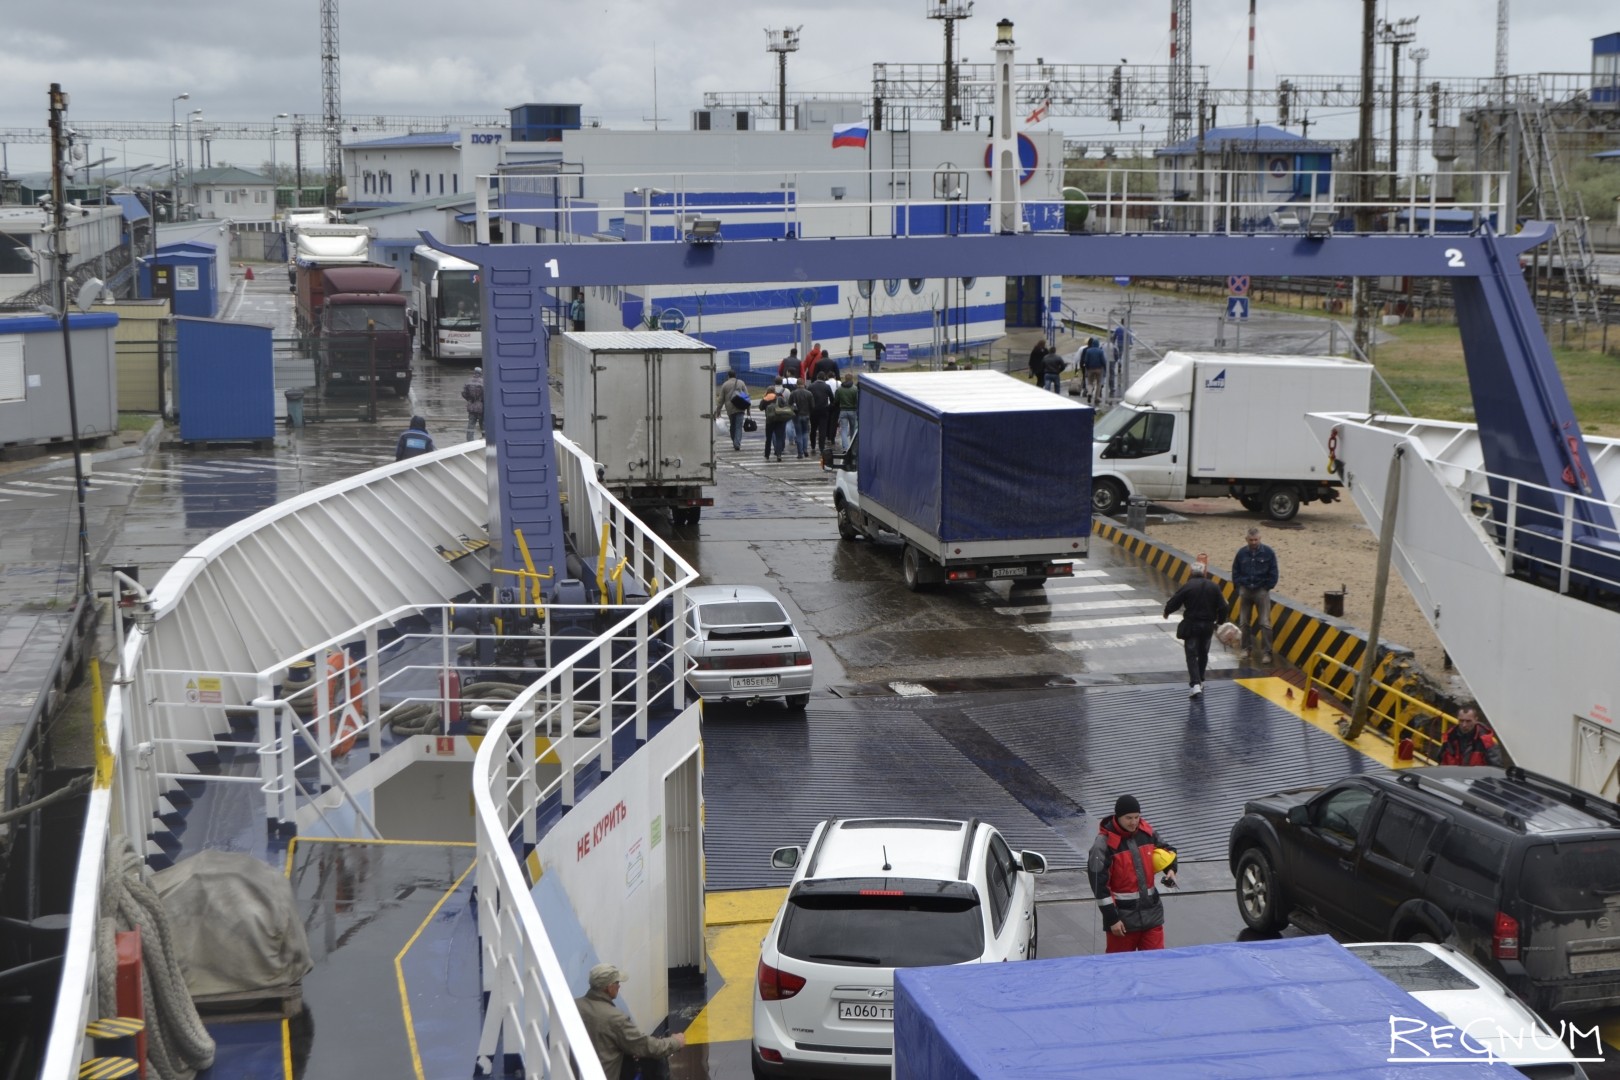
[576,964,685,1079]
[1438,708,1504,767]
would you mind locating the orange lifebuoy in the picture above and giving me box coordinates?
[325,652,363,757]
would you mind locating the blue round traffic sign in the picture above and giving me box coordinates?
[658,307,687,332]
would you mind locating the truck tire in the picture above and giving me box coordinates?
[1263,484,1302,522]
[1235,848,1290,932]
[1238,493,1264,513]
[1092,478,1126,517]
[836,502,861,541]
[902,546,931,592]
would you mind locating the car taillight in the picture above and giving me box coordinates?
[859,889,903,896]
[947,568,978,581]
[759,1048,784,1063]
[758,959,806,1001]
[1493,911,1520,959]
[791,651,812,666]
[1046,562,1074,577]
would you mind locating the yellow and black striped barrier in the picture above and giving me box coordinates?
[1093,518,1410,717]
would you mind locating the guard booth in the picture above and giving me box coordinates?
[141,241,220,318]
[0,313,119,448]
[173,317,274,442]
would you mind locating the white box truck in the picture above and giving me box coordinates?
[560,331,716,526]
[1090,352,1372,521]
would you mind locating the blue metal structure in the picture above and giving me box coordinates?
[431,222,1611,586]
[174,317,275,441]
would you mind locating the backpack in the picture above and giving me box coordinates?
[730,391,751,411]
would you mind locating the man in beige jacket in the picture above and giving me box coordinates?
[575,963,685,1078]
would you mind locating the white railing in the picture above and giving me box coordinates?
[481,165,1509,244]
[44,434,697,1080]
[1439,460,1620,597]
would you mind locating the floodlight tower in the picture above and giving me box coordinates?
[765,26,802,131]
[1495,0,1509,80]
[1169,0,1194,144]
[321,0,342,206]
[928,0,973,131]
[1377,15,1419,199]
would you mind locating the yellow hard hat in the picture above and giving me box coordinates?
[1152,848,1175,873]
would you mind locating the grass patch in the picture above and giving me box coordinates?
[1373,323,1620,436]
[118,413,158,433]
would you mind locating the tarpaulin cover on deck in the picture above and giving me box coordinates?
[893,936,1523,1078]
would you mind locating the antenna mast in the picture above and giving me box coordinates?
[1169,0,1194,143]
[321,0,341,207]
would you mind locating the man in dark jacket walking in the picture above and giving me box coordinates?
[807,374,834,453]
[1232,526,1280,663]
[1164,563,1228,697]
[789,379,814,458]
[1028,340,1050,383]
[1088,795,1178,953]
[395,415,435,460]
[1080,337,1108,405]
[762,384,792,462]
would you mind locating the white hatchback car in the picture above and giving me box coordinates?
[1347,942,1591,1079]
[752,817,1046,1078]
[685,585,813,709]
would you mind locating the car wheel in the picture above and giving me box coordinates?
[1092,478,1126,517]
[1238,493,1264,513]
[785,693,809,710]
[687,505,702,524]
[902,545,928,592]
[1028,906,1039,959]
[1264,484,1302,522]
[836,502,860,540]
[1235,848,1290,932]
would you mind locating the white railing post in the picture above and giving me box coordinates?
[364,624,381,759]
[256,672,278,826]
[598,636,614,775]
[1505,479,1520,558]
[559,665,575,809]
[635,612,650,742]
[522,702,538,849]
[1559,493,1575,595]
[439,612,453,737]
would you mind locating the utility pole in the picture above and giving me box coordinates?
[929,1,973,132]
[1409,49,1428,175]
[765,27,801,132]
[321,0,342,207]
[47,83,93,598]
[1353,0,1377,357]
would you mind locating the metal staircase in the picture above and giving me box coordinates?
[1515,97,1602,324]
[890,125,912,200]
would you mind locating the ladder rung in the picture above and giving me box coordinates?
[79,1059,139,1080]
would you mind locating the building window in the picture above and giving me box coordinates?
[206,190,214,204]
[453,173,458,193]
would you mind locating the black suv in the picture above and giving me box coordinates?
[1228,766,1620,1014]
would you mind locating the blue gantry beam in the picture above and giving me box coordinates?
[427,223,1611,583]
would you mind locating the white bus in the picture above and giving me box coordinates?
[410,245,482,362]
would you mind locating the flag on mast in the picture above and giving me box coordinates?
[831,122,869,149]
[1025,99,1051,126]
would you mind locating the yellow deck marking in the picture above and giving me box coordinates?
[683,888,786,1045]
[1236,676,1412,771]
[396,861,478,1080]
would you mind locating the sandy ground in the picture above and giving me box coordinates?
[1141,495,1462,695]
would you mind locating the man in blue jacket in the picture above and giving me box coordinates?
[1232,526,1279,663]
[395,415,435,460]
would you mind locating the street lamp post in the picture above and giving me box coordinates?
[270,112,289,217]
[185,108,202,219]
[169,92,188,222]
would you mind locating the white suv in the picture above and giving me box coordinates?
[751,817,1046,1078]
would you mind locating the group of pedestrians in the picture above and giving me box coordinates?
[1162,525,1282,698]
[717,360,859,461]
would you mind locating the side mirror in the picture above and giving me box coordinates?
[1285,805,1309,827]
[1019,850,1047,875]
[770,846,802,870]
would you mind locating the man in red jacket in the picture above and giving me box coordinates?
[1438,708,1504,766]
[1088,795,1178,953]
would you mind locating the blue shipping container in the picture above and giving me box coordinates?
[857,371,1091,543]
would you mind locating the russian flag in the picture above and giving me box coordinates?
[831,122,869,149]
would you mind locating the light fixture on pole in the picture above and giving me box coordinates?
[185,107,203,219]
[270,112,288,216]
[169,92,188,222]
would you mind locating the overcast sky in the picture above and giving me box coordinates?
[0,0,1612,176]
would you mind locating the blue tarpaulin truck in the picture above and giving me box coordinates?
[831,371,1091,591]
[893,936,1528,1079]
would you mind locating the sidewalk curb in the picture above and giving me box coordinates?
[13,420,165,479]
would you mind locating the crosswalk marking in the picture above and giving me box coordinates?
[1052,631,1172,652]
[1020,613,1179,632]
[993,584,1136,612]
[1003,597,1162,616]
[0,486,56,498]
